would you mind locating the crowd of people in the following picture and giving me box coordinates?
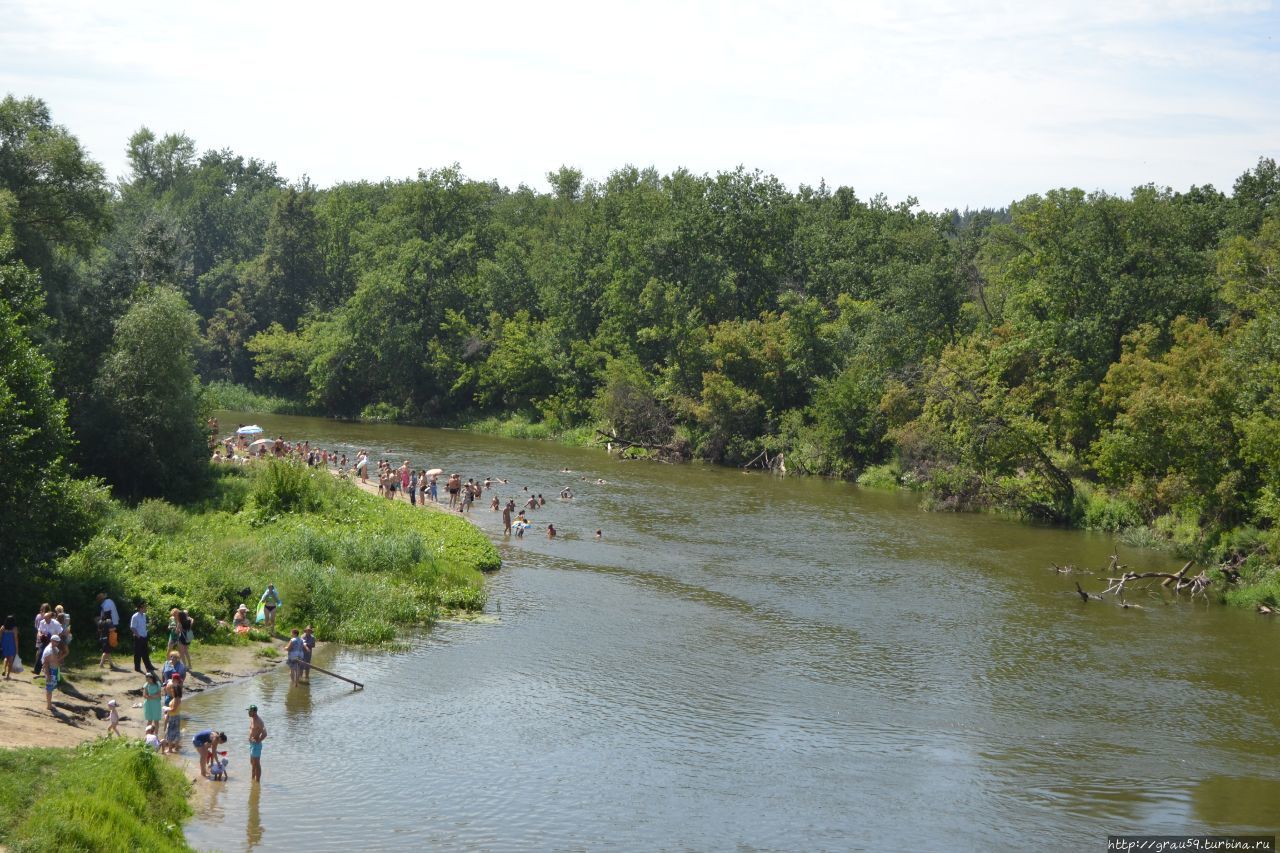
[20,428,612,787]
[3,583,300,783]
[212,421,348,471]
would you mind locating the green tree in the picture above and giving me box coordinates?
[86,287,209,499]
[0,248,101,571]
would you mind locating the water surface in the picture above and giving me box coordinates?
[184,411,1280,850]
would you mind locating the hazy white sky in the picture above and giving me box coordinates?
[2,0,1277,209]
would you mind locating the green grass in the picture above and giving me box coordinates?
[462,413,598,447]
[855,462,901,490]
[202,380,308,415]
[53,461,498,647]
[0,739,192,852]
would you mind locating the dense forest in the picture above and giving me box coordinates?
[3,94,1279,600]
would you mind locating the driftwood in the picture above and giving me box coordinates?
[1071,557,1210,608]
[1100,560,1208,599]
[596,430,685,460]
[741,449,787,473]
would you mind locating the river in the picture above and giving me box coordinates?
[182,411,1280,851]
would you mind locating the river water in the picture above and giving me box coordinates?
[183,411,1280,851]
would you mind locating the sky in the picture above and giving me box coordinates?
[1,0,1277,210]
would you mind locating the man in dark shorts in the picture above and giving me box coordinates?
[193,728,227,778]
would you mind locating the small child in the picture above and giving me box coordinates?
[209,752,228,781]
[144,724,160,751]
[106,699,120,736]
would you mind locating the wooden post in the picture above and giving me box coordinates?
[299,661,363,690]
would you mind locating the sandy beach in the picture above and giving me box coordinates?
[0,642,283,750]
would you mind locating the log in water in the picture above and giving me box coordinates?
[182,410,1280,850]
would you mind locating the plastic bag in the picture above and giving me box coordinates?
[12,654,23,673]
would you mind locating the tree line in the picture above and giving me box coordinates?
[3,93,1279,588]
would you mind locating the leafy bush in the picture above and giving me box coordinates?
[203,380,306,414]
[136,499,186,535]
[359,401,401,422]
[856,463,901,489]
[52,461,496,648]
[250,459,326,520]
[1073,482,1143,531]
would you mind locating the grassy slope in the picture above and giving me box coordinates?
[55,462,500,646]
[0,740,192,852]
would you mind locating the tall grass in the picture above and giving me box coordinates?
[463,414,599,447]
[0,740,192,852]
[203,380,306,415]
[54,461,498,647]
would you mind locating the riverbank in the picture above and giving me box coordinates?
[0,642,280,750]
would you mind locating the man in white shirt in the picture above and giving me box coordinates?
[97,593,119,627]
[130,603,155,674]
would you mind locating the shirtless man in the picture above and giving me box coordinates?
[247,705,267,782]
[501,502,512,535]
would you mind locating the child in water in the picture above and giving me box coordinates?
[209,752,228,781]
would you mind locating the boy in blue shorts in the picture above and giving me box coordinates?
[247,705,267,782]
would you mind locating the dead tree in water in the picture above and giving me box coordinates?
[741,449,787,474]
[1100,561,1210,599]
[595,430,687,462]
[1072,557,1210,608]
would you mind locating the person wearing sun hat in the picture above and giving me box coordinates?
[247,704,267,782]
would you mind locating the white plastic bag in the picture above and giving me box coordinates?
[12,654,24,673]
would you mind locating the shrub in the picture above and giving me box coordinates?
[250,459,326,520]
[1073,482,1143,531]
[856,463,900,489]
[136,499,186,535]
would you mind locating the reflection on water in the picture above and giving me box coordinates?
[246,784,263,849]
[181,411,1280,850]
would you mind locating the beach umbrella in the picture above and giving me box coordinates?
[237,425,264,436]
[248,438,272,449]
[425,468,443,476]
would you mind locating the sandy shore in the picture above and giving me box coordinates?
[330,465,487,527]
[0,641,283,749]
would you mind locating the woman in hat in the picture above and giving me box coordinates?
[232,604,251,633]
